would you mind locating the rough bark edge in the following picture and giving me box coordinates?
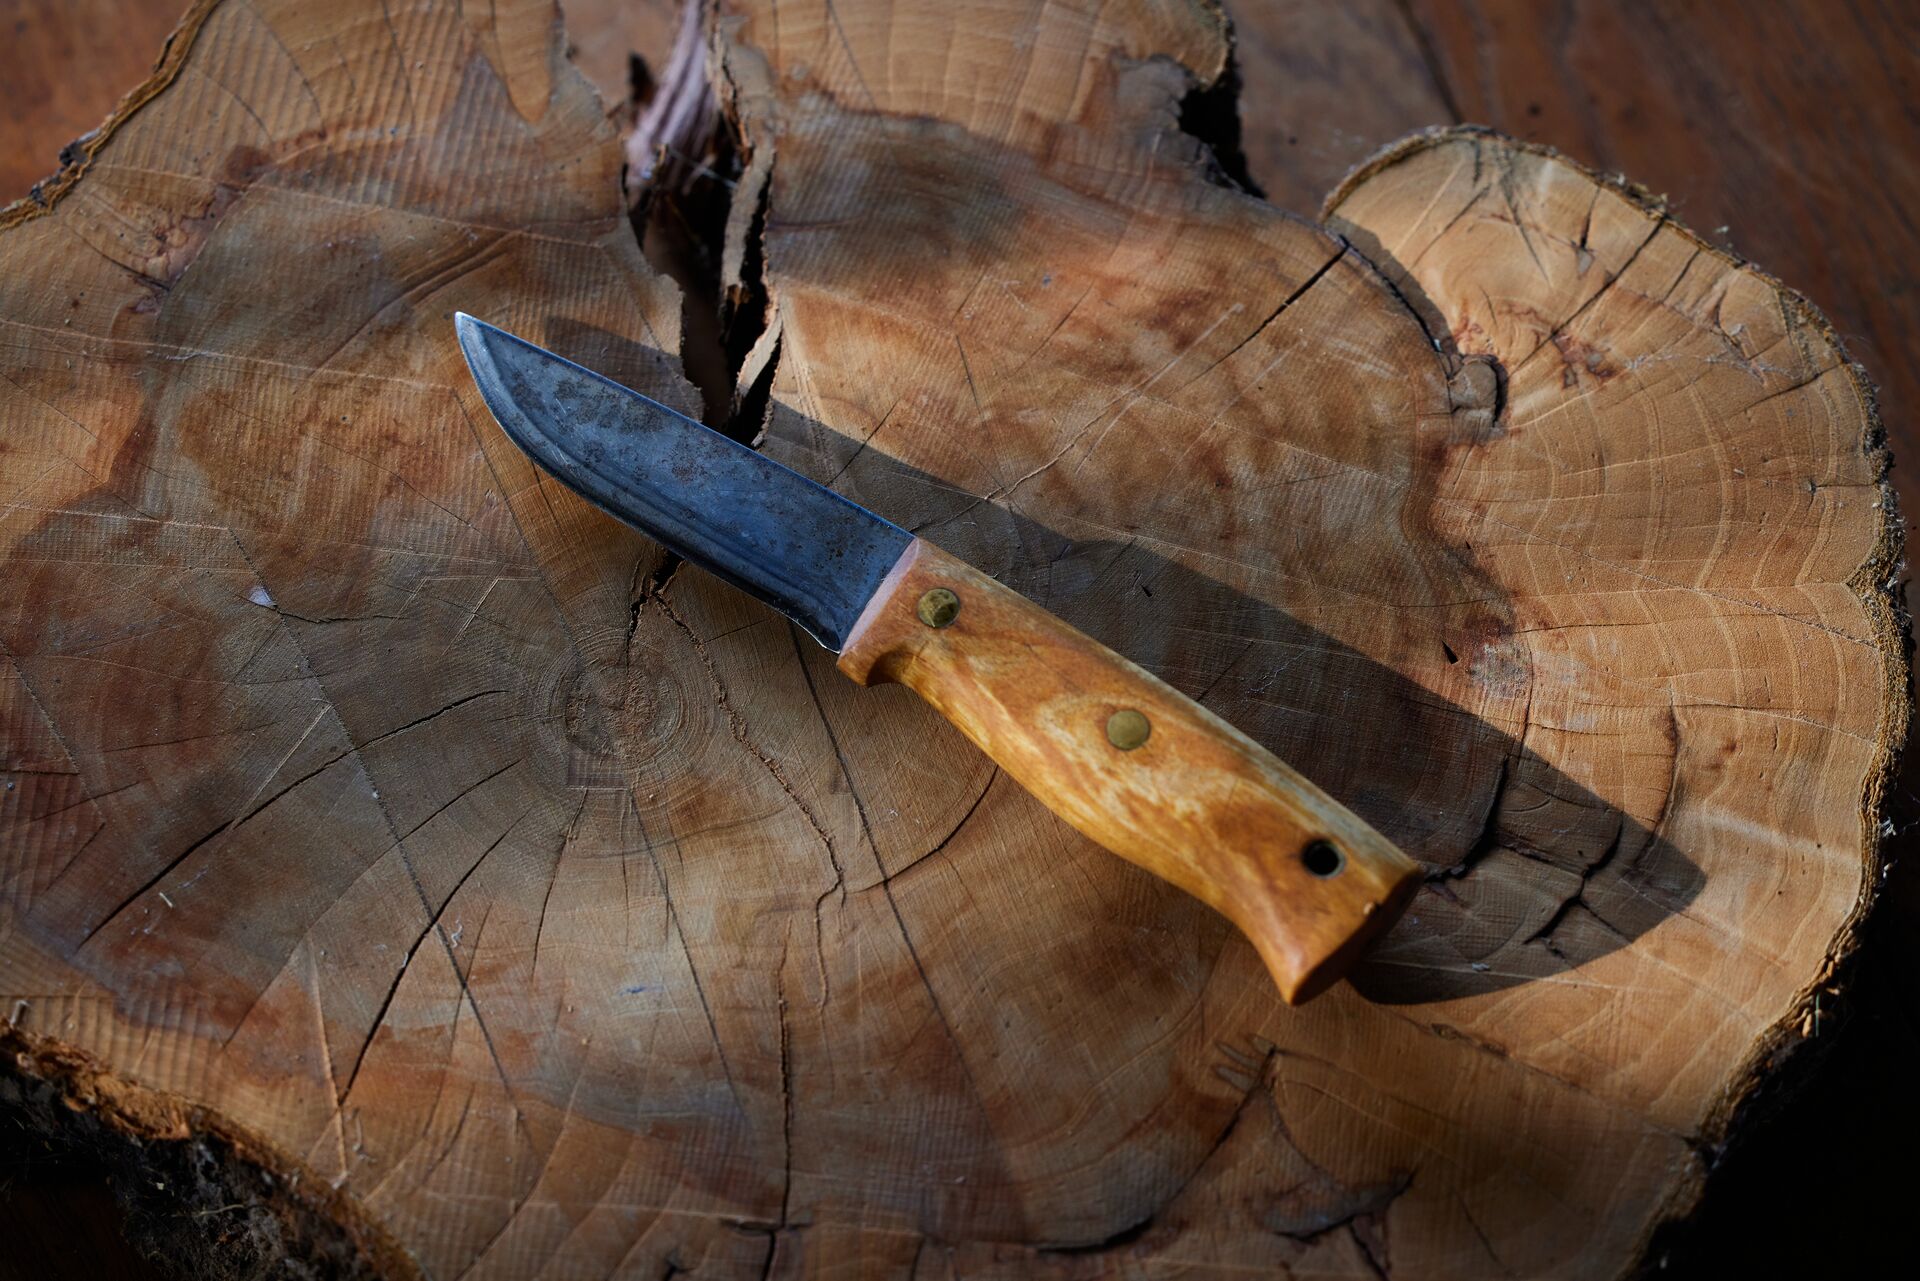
[1,1022,417,1279]
[1326,123,1912,1277]
[0,0,224,231]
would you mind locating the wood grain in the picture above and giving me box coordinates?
[719,0,1899,1273]
[839,538,1420,1003]
[1222,3,1920,1269]
[0,0,1904,1278]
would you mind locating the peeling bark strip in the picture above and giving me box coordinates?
[0,4,1902,1281]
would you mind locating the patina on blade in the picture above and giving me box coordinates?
[455,314,911,650]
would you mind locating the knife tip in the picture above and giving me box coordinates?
[451,313,496,385]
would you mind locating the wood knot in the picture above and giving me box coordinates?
[533,655,658,790]
[1446,356,1504,444]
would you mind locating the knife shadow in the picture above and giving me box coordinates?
[542,318,1704,1004]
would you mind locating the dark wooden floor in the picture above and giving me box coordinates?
[2,1,1914,1276]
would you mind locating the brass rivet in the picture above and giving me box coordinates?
[916,587,960,628]
[1106,708,1151,750]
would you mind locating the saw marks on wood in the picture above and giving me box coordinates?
[0,1,1901,1278]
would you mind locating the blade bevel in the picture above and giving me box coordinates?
[455,315,911,651]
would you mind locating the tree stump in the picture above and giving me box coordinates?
[0,1,1901,1278]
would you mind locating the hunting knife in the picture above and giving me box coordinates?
[455,315,1419,1003]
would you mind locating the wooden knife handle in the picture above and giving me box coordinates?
[838,539,1420,1004]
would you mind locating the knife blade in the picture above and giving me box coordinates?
[455,314,1419,1003]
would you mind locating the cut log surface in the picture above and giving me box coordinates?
[0,2,1901,1280]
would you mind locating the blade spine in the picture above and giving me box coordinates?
[457,314,911,544]
[454,314,911,651]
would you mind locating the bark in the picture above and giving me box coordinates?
[0,1,1901,1278]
